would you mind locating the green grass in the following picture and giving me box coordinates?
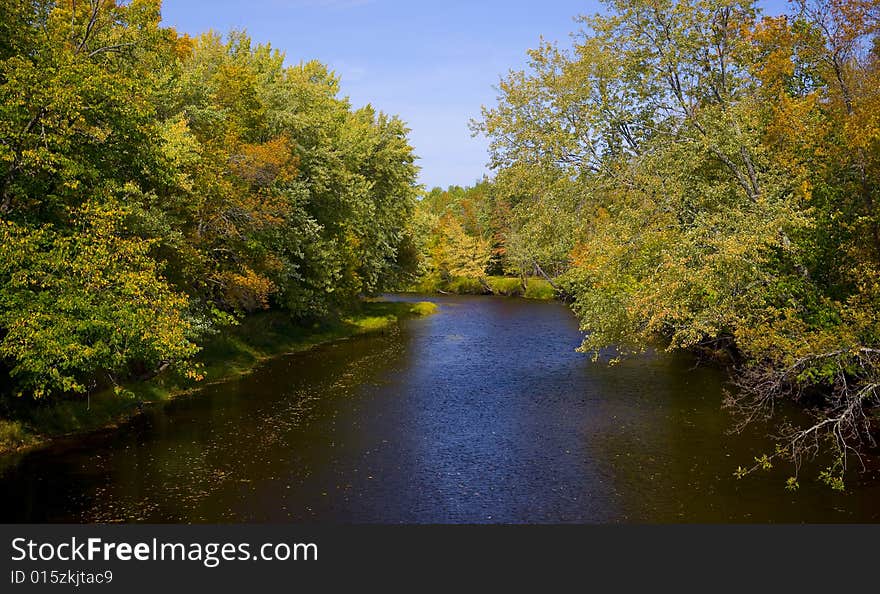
[523,279,556,300]
[486,276,524,296]
[404,301,439,316]
[408,275,557,300]
[448,276,484,294]
[0,300,437,456]
[0,420,35,451]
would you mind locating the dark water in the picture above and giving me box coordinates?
[2,295,879,523]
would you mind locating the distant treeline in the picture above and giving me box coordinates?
[0,1,419,399]
[407,182,558,298]
[467,0,880,487]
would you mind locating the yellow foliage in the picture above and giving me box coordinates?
[220,267,276,313]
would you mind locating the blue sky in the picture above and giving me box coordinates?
[160,0,792,190]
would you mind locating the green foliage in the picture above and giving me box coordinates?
[0,1,419,404]
[0,203,199,397]
[476,0,880,483]
[523,279,556,300]
[819,462,846,492]
[487,276,524,296]
[409,274,556,300]
[411,181,562,296]
[0,301,436,454]
[0,419,33,450]
[448,276,485,295]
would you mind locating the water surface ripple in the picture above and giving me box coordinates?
[1,295,878,522]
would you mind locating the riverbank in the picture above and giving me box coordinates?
[4,294,876,522]
[0,300,438,457]
[409,275,557,299]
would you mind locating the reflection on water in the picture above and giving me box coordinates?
[1,294,879,523]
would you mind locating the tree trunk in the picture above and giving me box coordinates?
[533,261,560,292]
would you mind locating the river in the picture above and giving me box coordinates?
[1,295,879,522]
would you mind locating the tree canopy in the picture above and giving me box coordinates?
[475,0,880,487]
[0,0,418,399]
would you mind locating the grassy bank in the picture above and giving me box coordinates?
[409,275,557,300]
[0,300,438,456]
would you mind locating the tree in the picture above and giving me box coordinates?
[476,0,880,487]
[0,1,419,402]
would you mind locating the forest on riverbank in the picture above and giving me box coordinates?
[492,0,880,487]
[406,183,556,299]
[2,0,880,489]
[417,0,880,487]
[0,0,422,443]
